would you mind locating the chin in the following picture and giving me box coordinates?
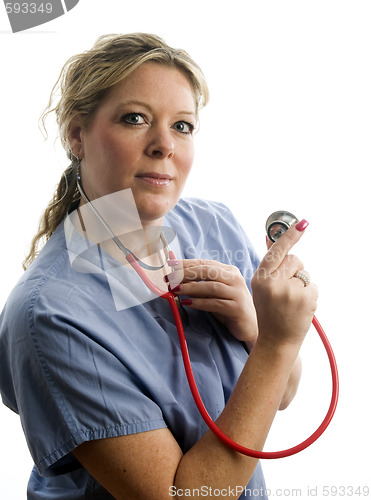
[138,199,176,226]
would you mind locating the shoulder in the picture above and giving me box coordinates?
[0,223,112,354]
[1,226,68,333]
[168,197,250,243]
[170,197,232,222]
[166,198,260,279]
[166,197,236,242]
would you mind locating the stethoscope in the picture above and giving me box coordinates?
[76,174,339,459]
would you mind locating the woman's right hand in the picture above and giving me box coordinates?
[251,220,318,349]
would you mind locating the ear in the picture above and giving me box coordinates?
[67,117,84,159]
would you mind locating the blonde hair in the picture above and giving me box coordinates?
[23,33,209,269]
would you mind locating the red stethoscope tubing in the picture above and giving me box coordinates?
[126,254,339,459]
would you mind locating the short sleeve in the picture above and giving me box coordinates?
[13,264,167,476]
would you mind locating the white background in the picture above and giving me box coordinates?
[0,1,370,498]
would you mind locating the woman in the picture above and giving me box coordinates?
[0,33,316,499]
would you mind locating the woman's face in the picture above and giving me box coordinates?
[69,62,196,225]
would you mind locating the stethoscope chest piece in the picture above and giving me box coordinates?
[266,210,299,243]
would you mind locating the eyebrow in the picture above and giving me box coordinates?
[115,100,196,118]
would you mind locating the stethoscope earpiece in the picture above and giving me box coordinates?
[266,210,299,243]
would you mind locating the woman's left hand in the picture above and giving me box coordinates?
[167,259,258,347]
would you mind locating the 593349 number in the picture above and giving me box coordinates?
[5,3,53,14]
[323,485,369,497]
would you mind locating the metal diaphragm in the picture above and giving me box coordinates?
[266,211,299,243]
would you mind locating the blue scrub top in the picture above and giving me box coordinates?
[0,198,268,499]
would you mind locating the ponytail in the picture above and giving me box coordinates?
[22,160,80,269]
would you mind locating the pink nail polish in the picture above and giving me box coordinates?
[181,299,193,306]
[296,219,309,232]
[167,259,180,267]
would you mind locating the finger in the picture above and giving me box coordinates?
[173,280,232,299]
[168,260,237,285]
[292,269,311,287]
[275,254,304,278]
[266,235,274,250]
[258,219,309,275]
[178,259,231,273]
[180,297,232,314]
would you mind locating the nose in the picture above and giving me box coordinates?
[145,126,175,160]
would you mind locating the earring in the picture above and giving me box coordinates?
[72,154,82,181]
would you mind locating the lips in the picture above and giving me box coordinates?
[136,172,172,187]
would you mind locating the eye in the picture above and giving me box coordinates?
[173,121,195,135]
[122,113,146,125]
